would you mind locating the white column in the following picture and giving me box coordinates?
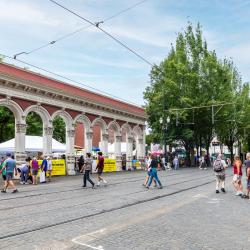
[115,135,122,170]
[137,138,144,161]
[66,129,76,175]
[43,126,53,157]
[85,131,93,154]
[126,136,133,170]
[100,133,109,156]
[15,122,27,164]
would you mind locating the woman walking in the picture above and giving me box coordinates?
[232,155,243,196]
[146,155,163,189]
[81,153,95,188]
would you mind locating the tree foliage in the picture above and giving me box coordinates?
[144,23,249,164]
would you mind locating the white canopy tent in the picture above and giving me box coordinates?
[0,135,66,153]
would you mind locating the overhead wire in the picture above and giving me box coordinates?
[0,53,142,107]
[13,0,148,57]
[48,0,154,67]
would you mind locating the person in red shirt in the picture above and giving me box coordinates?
[95,152,107,186]
[232,155,243,196]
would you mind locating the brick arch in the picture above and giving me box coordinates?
[51,110,73,130]
[74,114,92,132]
[24,105,51,127]
[91,117,108,134]
[0,98,24,123]
[107,121,121,134]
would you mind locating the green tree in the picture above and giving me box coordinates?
[53,116,66,143]
[144,22,244,166]
[0,107,15,143]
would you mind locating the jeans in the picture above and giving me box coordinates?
[147,168,162,187]
[21,167,29,183]
[83,170,94,187]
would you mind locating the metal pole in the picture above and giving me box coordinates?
[164,125,167,167]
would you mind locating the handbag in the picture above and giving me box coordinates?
[40,171,46,183]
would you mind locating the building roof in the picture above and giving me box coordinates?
[0,62,145,116]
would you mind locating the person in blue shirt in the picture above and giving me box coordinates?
[40,156,48,183]
[0,153,18,193]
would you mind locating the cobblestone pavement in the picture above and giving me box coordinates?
[0,168,249,250]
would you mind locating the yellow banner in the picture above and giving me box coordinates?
[103,158,117,172]
[37,159,66,176]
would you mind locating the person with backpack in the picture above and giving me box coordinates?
[213,153,227,193]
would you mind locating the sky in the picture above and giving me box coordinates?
[0,0,250,107]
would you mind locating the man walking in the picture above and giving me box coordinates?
[95,152,107,186]
[81,153,95,188]
[213,153,227,193]
[0,153,18,193]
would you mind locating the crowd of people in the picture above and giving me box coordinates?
[0,153,52,193]
[0,150,250,199]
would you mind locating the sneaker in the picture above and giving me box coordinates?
[235,191,242,196]
[216,190,219,193]
[82,185,86,188]
[97,182,100,187]
[25,182,29,185]
[158,186,163,189]
[145,186,149,189]
[1,189,6,193]
[20,182,24,185]
[103,180,107,184]
[241,194,249,199]
[12,189,18,193]
[221,188,226,193]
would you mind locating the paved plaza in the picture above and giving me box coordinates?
[0,168,249,250]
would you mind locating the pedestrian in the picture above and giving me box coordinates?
[18,161,29,184]
[146,155,163,189]
[242,152,250,199]
[132,156,137,171]
[199,155,205,170]
[31,157,39,185]
[47,156,52,182]
[213,153,227,193]
[173,156,179,170]
[143,154,157,187]
[0,157,6,187]
[78,155,84,173]
[81,153,95,188]
[40,155,48,183]
[0,153,18,193]
[232,155,243,196]
[121,155,126,171]
[95,152,107,186]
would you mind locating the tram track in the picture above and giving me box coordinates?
[0,169,211,202]
[0,175,217,240]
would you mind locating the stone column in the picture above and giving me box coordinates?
[126,136,133,170]
[100,133,109,156]
[115,135,122,170]
[15,123,27,164]
[85,131,93,154]
[43,126,53,157]
[66,129,76,175]
[137,138,144,161]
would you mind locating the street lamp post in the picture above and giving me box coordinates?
[160,116,170,168]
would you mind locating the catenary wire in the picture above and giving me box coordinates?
[14,0,148,57]
[48,0,154,67]
[0,53,142,107]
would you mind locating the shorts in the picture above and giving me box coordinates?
[215,174,225,181]
[247,179,250,189]
[6,172,13,181]
[97,171,103,176]
[233,174,242,182]
[2,175,6,181]
[32,169,38,176]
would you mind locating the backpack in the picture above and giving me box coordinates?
[213,159,224,172]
